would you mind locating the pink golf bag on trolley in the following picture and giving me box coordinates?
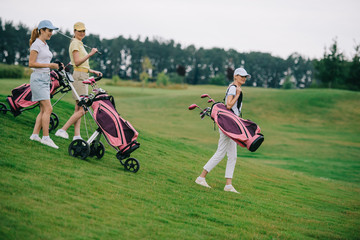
[0,69,71,132]
[210,102,264,152]
[4,70,63,116]
[91,93,139,153]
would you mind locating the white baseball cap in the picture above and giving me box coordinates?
[234,68,251,78]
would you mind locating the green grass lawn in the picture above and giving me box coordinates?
[0,79,359,239]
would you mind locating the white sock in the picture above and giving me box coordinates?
[225,184,232,188]
[31,134,39,138]
[42,136,50,140]
[197,176,205,180]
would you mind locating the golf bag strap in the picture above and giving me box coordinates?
[224,84,243,116]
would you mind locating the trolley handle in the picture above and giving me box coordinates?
[95,75,102,81]
[54,60,64,71]
[82,77,96,85]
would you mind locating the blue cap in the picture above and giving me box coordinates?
[38,20,59,30]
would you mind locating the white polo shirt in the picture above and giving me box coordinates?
[225,85,242,116]
[30,38,53,73]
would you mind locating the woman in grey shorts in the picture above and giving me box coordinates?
[55,22,102,141]
[28,20,63,149]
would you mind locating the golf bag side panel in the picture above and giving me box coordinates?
[7,84,37,111]
[92,96,138,151]
[211,103,247,148]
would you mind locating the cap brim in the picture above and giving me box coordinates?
[41,26,58,30]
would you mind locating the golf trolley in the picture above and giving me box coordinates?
[0,66,72,132]
[189,94,264,152]
[64,73,141,173]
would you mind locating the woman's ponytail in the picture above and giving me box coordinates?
[29,28,39,47]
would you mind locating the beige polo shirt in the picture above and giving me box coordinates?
[69,38,90,70]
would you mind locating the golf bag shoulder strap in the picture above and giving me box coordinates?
[224,84,243,114]
[224,84,236,99]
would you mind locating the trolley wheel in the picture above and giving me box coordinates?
[89,141,105,159]
[49,112,59,132]
[68,139,90,160]
[124,158,140,173]
[0,103,7,114]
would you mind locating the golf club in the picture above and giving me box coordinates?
[57,31,102,55]
[188,104,204,111]
[201,94,215,103]
[200,107,210,119]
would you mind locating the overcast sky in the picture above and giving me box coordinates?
[1,0,359,60]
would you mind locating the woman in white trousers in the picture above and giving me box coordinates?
[195,67,250,193]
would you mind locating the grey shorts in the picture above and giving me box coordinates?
[30,72,50,101]
[72,71,89,100]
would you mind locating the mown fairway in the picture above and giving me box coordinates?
[0,79,359,239]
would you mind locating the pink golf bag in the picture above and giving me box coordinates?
[91,93,139,153]
[5,70,63,117]
[210,102,264,152]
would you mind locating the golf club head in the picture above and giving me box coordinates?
[200,107,210,119]
[188,104,199,110]
[201,94,210,99]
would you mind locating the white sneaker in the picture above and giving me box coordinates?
[55,129,69,139]
[73,136,82,141]
[41,138,59,149]
[195,177,211,188]
[29,135,42,142]
[224,185,240,194]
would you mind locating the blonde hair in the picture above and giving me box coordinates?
[29,28,40,47]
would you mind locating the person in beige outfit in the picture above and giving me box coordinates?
[55,22,102,140]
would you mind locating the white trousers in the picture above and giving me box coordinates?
[203,129,237,179]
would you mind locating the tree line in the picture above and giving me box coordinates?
[0,18,359,90]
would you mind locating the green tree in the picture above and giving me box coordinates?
[140,71,149,86]
[345,44,360,91]
[140,56,153,86]
[209,74,227,86]
[314,38,344,88]
[282,75,295,89]
[2,20,17,64]
[156,71,169,86]
[286,53,314,88]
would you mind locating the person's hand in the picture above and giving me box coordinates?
[57,62,64,71]
[89,48,98,56]
[236,85,242,95]
[93,70,102,77]
[49,63,60,69]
